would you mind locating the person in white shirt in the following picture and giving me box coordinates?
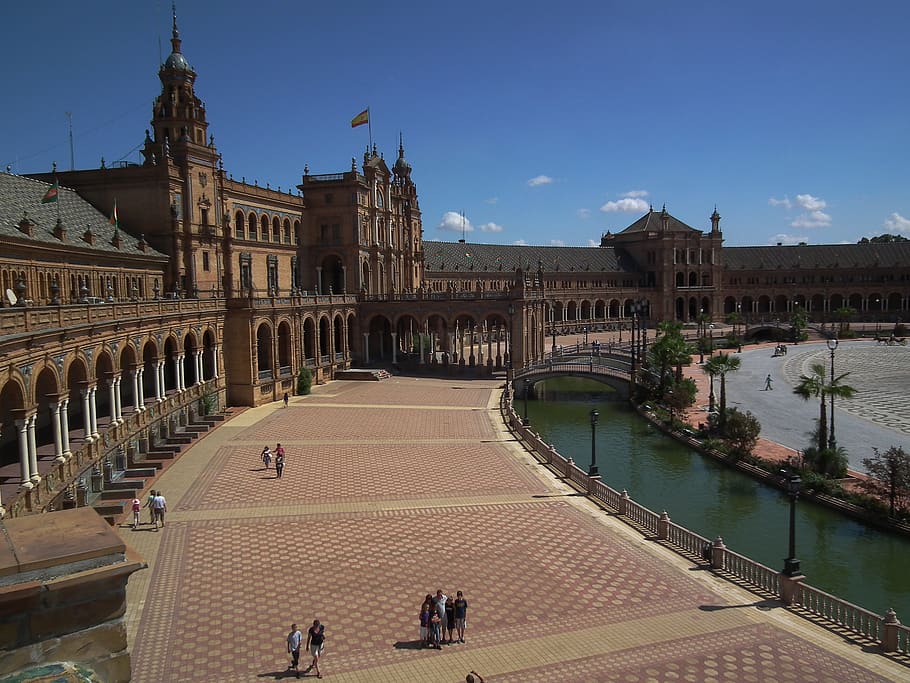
[287,623,303,677]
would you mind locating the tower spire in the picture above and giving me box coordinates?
[171,2,181,55]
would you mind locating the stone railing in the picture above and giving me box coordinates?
[501,389,909,656]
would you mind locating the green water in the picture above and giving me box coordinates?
[528,377,910,619]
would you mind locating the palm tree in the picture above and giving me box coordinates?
[703,352,741,429]
[794,363,827,451]
[648,321,691,399]
[793,362,857,452]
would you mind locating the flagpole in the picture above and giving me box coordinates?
[53,161,60,223]
[368,107,372,150]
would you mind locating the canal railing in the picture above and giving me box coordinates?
[501,389,910,658]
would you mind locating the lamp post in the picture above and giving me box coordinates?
[523,378,530,426]
[782,471,802,576]
[583,326,588,346]
[589,408,599,476]
[827,337,838,450]
[698,308,705,363]
[507,303,515,371]
[708,371,716,414]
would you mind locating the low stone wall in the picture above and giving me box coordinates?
[0,508,145,681]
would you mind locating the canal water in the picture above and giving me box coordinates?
[528,377,910,620]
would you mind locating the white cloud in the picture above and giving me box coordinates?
[527,175,553,187]
[550,239,566,246]
[587,239,600,246]
[484,197,498,205]
[437,211,473,233]
[577,208,591,219]
[769,233,808,245]
[883,212,910,233]
[624,190,648,198]
[513,239,528,245]
[600,197,649,213]
[791,210,831,228]
[478,222,503,233]
[795,194,826,211]
[769,196,791,209]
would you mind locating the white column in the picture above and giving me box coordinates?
[89,386,99,438]
[114,377,123,424]
[51,401,64,463]
[154,361,164,401]
[213,345,220,378]
[16,418,32,490]
[132,370,142,411]
[108,379,118,425]
[175,354,184,392]
[195,350,203,384]
[61,399,71,458]
[81,388,94,443]
[27,415,40,484]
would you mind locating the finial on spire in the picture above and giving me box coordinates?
[399,131,404,156]
[170,2,182,54]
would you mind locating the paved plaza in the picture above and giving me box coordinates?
[118,375,907,682]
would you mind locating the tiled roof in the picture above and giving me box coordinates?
[423,240,631,273]
[723,243,910,270]
[0,172,166,258]
[618,208,703,234]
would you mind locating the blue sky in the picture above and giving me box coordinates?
[3,1,909,247]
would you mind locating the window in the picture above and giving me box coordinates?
[248,213,257,240]
[202,251,210,271]
[201,208,209,227]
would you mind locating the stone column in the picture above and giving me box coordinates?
[154,361,164,402]
[107,377,118,426]
[89,386,99,438]
[15,417,32,490]
[175,353,184,392]
[27,414,40,485]
[135,369,146,411]
[362,333,370,364]
[391,332,398,363]
[196,350,203,384]
[51,400,64,463]
[114,376,123,424]
[213,345,220,378]
[60,399,71,458]
[81,387,93,443]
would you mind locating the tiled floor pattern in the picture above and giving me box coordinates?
[121,376,908,682]
[782,344,910,435]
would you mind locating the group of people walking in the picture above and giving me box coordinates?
[130,490,167,530]
[419,590,468,649]
[286,619,325,679]
[261,443,287,478]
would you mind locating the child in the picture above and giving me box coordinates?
[131,497,142,529]
[261,445,272,469]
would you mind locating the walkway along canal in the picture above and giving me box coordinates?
[513,375,910,634]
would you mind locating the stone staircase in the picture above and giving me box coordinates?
[92,409,239,525]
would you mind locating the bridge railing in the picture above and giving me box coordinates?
[500,387,908,657]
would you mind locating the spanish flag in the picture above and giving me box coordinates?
[109,199,119,228]
[41,179,59,204]
[351,108,369,128]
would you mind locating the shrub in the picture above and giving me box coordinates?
[297,366,313,395]
[721,407,761,457]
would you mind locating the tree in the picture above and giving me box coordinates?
[861,446,910,518]
[703,353,741,429]
[721,407,761,457]
[664,377,697,423]
[648,321,691,400]
[793,362,857,452]
[833,306,856,337]
[790,305,808,342]
[858,234,910,244]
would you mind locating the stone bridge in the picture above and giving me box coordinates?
[512,352,633,398]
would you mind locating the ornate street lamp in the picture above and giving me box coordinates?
[507,303,515,371]
[827,337,838,449]
[782,471,802,576]
[583,326,588,346]
[589,408,599,476]
[523,378,530,426]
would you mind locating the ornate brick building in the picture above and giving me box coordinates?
[3,11,910,521]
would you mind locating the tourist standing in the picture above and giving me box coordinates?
[304,619,325,678]
[454,590,468,643]
[145,489,157,525]
[445,593,455,644]
[287,623,303,678]
[275,449,285,479]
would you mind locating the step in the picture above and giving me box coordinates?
[125,467,158,478]
[184,425,209,434]
[93,502,127,516]
[105,479,146,491]
[100,488,138,501]
[165,435,194,445]
[145,450,177,460]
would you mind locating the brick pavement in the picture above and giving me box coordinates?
[118,375,907,682]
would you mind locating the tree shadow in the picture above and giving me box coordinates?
[699,599,779,612]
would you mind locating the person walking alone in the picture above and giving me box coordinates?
[763,374,774,391]
[283,392,289,408]
[275,448,285,479]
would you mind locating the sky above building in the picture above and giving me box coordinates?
[3,1,908,248]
